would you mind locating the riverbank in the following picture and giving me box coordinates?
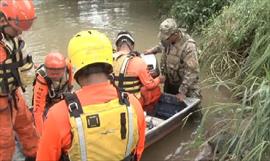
[155,0,270,160]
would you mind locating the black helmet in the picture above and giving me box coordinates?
[115,31,135,47]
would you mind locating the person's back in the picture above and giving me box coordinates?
[113,31,163,111]
[33,52,73,136]
[37,30,146,161]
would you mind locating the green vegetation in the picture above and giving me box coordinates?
[199,0,270,160]
[155,0,233,31]
[156,0,270,160]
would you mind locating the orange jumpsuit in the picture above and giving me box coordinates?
[32,75,48,136]
[33,63,73,136]
[115,52,161,112]
[0,44,38,160]
[36,82,146,161]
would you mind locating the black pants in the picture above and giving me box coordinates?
[164,79,202,98]
[164,78,180,95]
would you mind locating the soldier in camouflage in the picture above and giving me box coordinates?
[145,18,201,102]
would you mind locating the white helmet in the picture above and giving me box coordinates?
[115,31,135,47]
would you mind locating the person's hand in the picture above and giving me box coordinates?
[159,75,166,84]
[176,93,186,102]
[149,70,158,78]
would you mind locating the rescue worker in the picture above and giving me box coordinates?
[113,31,163,112]
[145,18,201,101]
[37,30,146,161]
[0,0,39,160]
[33,52,73,136]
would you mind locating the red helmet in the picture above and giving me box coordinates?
[0,0,36,31]
[44,52,66,80]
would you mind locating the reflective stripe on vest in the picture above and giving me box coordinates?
[113,53,142,97]
[75,117,87,161]
[64,92,139,161]
[125,104,134,157]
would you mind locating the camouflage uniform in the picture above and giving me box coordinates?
[151,18,201,98]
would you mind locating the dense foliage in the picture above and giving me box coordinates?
[200,0,270,97]
[170,0,233,31]
[199,0,270,160]
[157,0,270,160]
[155,0,233,31]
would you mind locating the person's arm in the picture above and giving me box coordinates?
[144,43,162,55]
[33,75,48,136]
[136,59,160,90]
[178,43,199,95]
[129,95,146,161]
[36,111,63,161]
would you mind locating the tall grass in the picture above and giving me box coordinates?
[199,0,270,160]
[200,0,270,90]
[153,0,233,32]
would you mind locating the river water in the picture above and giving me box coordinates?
[19,0,229,160]
[23,0,160,104]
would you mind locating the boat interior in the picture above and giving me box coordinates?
[146,93,188,131]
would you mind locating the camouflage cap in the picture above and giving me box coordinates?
[158,18,178,41]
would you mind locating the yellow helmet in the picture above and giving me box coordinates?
[67,30,113,76]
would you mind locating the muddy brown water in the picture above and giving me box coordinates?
[18,0,230,160]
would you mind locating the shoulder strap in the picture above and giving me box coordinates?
[36,64,46,77]
[113,52,124,61]
[118,55,133,92]
[119,91,135,157]
[37,64,54,87]
[119,90,130,106]
[64,92,87,161]
[64,92,83,118]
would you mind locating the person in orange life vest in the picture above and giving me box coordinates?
[140,64,162,114]
[37,30,146,161]
[33,52,73,136]
[113,31,164,113]
[0,1,39,161]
